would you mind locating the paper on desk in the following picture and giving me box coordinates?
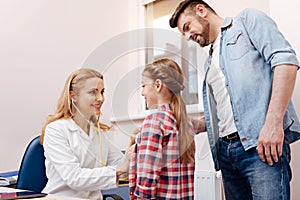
[0,186,26,193]
[0,175,18,186]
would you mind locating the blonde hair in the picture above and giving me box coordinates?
[143,58,195,163]
[40,68,111,144]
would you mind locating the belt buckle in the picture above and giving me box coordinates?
[226,132,238,140]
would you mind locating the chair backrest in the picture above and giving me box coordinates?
[15,135,48,192]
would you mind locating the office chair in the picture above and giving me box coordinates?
[15,135,47,192]
[16,135,125,200]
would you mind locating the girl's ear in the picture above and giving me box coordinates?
[155,79,163,92]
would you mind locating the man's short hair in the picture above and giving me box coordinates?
[169,0,212,28]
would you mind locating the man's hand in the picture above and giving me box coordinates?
[257,64,297,166]
[256,115,284,166]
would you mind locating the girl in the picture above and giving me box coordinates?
[129,58,195,199]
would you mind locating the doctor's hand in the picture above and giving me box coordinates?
[125,144,134,163]
[256,118,284,166]
[116,145,134,173]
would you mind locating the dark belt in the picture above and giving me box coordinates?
[221,132,239,141]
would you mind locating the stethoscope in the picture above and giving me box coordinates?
[72,99,106,167]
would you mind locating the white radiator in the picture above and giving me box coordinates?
[194,132,223,200]
[194,170,223,200]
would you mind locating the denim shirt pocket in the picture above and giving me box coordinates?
[226,30,251,60]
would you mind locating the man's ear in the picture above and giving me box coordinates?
[195,4,208,18]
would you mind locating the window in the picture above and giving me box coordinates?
[142,0,204,113]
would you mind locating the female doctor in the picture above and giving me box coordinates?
[40,68,129,200]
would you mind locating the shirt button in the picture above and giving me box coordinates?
[234,117,238,121]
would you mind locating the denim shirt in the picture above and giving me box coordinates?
[202,8,300,170]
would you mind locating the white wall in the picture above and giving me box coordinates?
[0,0,129,171]
[270,1,300,114]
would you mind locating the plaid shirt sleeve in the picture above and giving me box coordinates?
[134,112,165,199]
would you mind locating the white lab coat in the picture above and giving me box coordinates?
[42,119,125,200]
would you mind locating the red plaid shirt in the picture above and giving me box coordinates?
[129,104,195,199]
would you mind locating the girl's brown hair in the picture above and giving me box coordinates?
[143,58,195,163]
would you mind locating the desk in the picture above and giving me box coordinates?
[102,184,129,200]
[19,194,88,200]
[19,194,88,199]
[0,187,88,200]
[0,186,130,200]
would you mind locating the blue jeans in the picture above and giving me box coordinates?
[218,137,292,200]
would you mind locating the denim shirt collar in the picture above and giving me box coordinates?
[221,17,233,30]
